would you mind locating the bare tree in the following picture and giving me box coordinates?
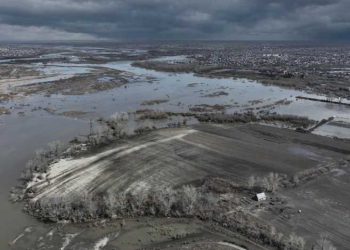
[287,232,305,250]
[262,172,281,192]
[103,191,118,218]
[313,233,337,250]
[114,193,128,215]
[109,112,129,138]
[156,186,176,216]
[292,175,300,186]
[181,185,198,216]
[79,191,96,218]
[262,177,271,191]
[48,140,64,157]
[270,173,281,192]
[248,176,256,188]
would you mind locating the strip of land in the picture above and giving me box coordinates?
[24,123,350,249]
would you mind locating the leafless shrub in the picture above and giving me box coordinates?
[152,186,176,216]
[138,110,168,120]
[20,143,66,182]
[249,172,282,193]
[127,190,148,216]
[106,112,129,138]
[103,191,119,218]
[313,233,337,250]
[26,179,305,250]
[214,211,304,250]
[292,175,300,186]
[195,191,218,219]
[195,112,315,128]
[289,164,334,187]
[180,185,198,216]
[286,232,306,250]
[248,176,256,188]
[47,141,65,157]
[141,99,169,106]
[266,172,281,192]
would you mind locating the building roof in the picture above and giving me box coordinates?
[256,192,266,200]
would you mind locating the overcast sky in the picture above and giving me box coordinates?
[0,0,349,41]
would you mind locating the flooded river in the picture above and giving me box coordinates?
[0,51,350,249]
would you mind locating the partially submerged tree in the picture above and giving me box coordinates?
[109,112,129,138]
[47,140,65,157]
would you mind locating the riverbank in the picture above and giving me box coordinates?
[14,123,350,249]
[132,48,350,100]
[1,42,350,249]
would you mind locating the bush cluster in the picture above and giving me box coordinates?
[27,178,305,250]
[195,112,315,128]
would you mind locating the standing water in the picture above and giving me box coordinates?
[1,50,350,249]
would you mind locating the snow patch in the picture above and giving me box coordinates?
[218,241,246,250]
[60,233,79,250]
[93,236,109,250]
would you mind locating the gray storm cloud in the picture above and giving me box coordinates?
[0,0,349,41]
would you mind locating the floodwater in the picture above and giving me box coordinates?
[1,50,350,249]
[313,118,350,139]
[0,114,89,249]
[8,59,350,122]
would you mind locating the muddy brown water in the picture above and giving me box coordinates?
[0,114,89,249]
[1,49,350,249]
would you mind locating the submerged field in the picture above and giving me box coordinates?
[18,123,350,249]
[27,123,349,202]
[1,42,350,249]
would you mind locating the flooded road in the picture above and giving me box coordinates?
[1,51,350,249]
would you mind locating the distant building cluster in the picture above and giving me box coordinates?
[194,45,350,78]
[0,47,42,59]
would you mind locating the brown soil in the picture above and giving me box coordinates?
[20,123,350,249]
[13,68,129,96]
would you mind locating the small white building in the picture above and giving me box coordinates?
[256,192,267,201]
